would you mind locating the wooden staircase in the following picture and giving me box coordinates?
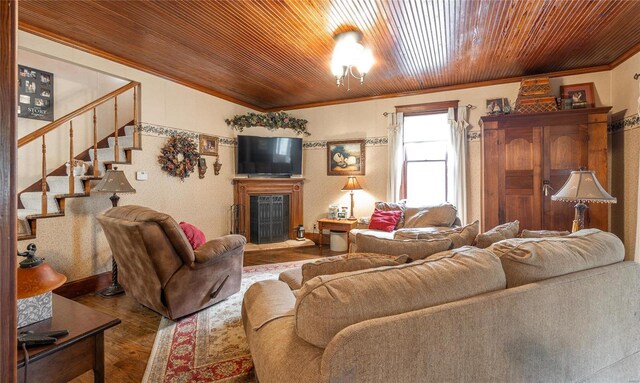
[17,81,141,241]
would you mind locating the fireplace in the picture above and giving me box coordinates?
[233,178,304,243]
[250,195,290,244]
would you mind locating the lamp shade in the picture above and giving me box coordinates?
[92,168,136,194]
[342,176,362,191]
[551,170,616,204]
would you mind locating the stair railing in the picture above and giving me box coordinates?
[18,81,140,215]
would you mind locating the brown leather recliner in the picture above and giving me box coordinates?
[96,205,245,320]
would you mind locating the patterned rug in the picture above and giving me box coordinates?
[142,261,308,383]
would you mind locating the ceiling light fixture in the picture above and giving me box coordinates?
[331,30,374,89]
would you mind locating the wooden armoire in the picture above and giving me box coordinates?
[480,107,611,232]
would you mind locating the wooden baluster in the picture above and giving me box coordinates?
[69,120,75,194]
[114,96,119,163]
[41,135,47,215]
[93,108,99,176]
[133,86,138,148]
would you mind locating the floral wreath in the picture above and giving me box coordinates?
[158,135,200,181]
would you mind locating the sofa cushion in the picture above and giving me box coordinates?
[302,253,409,283]
[355,233,452,260]
[520,229,570,238]
[368,209,403,232]
[279,253,409,290]
[475,220,519,248]
[279,268,304,291]
[295,247,506,348]
[375,201,406,228]
[394,220,479,249]
[488,229,624,288]
[403,203,458,228]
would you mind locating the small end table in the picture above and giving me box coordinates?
[317,218,358,250]
[17,294,120,383]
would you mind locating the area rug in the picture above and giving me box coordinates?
[142,261,308,383]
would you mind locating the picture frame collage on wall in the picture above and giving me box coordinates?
[326,139,366,176]
[18,65,54,121]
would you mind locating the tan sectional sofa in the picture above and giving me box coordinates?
[349,202,462,251]
[242,230,640,382]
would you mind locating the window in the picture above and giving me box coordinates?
[402,112,450,205]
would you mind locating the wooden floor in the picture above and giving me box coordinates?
[68,244,342,383]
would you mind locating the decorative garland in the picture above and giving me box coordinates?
[225,111,310,136]
[157,135,200,181]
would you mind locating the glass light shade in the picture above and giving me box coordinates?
[356,47,375,74]
[342,176,363,191]
[17,262,67,299]
[551,170,616,203]
[92,168,136,194]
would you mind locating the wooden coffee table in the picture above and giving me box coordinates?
[17,294,120,383]
[317,218,358,249]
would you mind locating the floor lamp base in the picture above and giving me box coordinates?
[98,283,124,297]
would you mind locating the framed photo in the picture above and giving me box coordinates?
[560,83,595,109]
[327,139,365,176]
[199,134,219,156]
[486,98,507,115]
[18,65,54,121]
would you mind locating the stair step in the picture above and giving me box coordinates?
[124,125,135,136]
[17,209,39,220]
[89,147,126,163]
[25,212,65,220]
[20,192,60,214]
[108,135,134,148]
[17,209,38,237]
[46,176,84,194]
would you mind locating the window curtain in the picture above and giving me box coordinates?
[448,107,470,224]
[387,112,404,202]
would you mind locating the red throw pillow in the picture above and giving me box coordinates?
[179,222,206,250]
[368,209,402,232]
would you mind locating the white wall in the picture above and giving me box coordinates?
[610,50,640,261]
[18,31,255,280]
[290,71,613,233]
[18,49,131,191]
[18,28,634,280]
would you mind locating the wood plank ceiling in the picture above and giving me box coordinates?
[18,0,640,111]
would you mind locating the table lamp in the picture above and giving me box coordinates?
[342,176,362,219]
[92,167,136,297]
[551,169,616,232]
[17,243,67,327]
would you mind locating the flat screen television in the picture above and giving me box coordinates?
[236,135,303,176]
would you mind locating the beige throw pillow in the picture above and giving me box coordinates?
[475,220,520,248]
[301,253,409,284]
[355,233,452,260]
[394,221,479,249]
[520,229,570,238]
[403,203,458,228]
[295,246,506,348]
[489,229,624,288]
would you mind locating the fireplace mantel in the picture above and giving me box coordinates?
[233,178,304,242]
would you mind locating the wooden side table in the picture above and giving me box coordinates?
[317,218,358,249]
[17,294,120,383]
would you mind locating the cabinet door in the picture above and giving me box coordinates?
[503,127,543,230]
[542,125,589,231]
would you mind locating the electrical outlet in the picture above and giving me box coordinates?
[313,223,317,231]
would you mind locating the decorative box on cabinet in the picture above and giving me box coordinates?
[480,107,611,233]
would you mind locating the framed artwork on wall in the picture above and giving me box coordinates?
[327,139,365,176]
[560,82,595,109]
[18,65,54,121]
[199,134,219,156]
